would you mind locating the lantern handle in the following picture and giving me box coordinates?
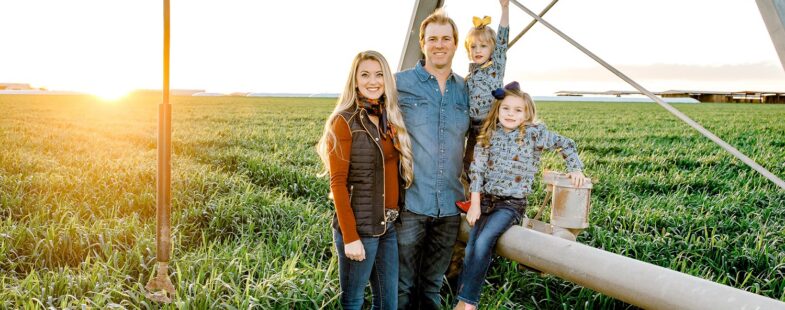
[532,190,552,221]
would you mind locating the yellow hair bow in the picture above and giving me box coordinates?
[472,16,491,28]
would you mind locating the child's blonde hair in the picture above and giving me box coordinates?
[476,88,538,148]
[316,50,414,188]
[464,21,497,60]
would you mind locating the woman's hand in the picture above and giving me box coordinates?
[466,192,482,226]
[566,171,590,188]
[344,240,366,261]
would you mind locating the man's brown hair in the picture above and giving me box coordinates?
[418,8,459,48]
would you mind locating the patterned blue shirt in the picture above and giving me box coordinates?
[467,26,509,122]
[396,60,470,217]
[470,123,584,198]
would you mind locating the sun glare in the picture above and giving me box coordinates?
[91,87,130,101]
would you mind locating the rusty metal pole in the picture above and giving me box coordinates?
[145,0,175,303]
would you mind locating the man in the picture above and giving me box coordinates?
[395,8,470,310]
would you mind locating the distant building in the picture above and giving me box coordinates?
[0,83,33,90]
[657,90,732,103]
[659,90,785,104]
[192,92,224,97]
[556,90,785,103]
[132,89,205,96]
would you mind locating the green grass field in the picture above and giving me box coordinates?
[1,94,784,309]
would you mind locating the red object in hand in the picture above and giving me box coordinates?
[455,199,471,213]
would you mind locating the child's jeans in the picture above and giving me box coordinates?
[456,202,521,306]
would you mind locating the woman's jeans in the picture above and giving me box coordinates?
[456,205,520,306]
[334,223,398,310]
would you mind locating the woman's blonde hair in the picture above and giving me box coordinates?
[464,26,496,60]
[476,88,538,148]
[316,50,414,188]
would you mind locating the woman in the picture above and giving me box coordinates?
[317,50,414,309]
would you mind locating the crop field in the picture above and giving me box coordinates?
[1,94,784,309]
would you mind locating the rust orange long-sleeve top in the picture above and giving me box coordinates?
[328,116,399,243]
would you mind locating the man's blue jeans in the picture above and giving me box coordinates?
[396,210,461,310]
[456,206,519,306]
[334,223,398,310]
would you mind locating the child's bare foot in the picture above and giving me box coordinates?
[454,300,465,310]
[465,303,477,310]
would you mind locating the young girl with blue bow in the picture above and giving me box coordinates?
[455,82,589,309]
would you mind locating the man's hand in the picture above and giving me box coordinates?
[344,240,366,261]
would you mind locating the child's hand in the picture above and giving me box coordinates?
[467,203,481,226]
[566,171,590,188]
[467,192,482,226]
[500,0,509,8]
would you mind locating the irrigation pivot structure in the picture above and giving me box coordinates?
[400,0,785,308]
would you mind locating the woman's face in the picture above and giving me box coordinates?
[356,59,384,100]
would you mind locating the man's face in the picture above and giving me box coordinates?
[421,22,457,70]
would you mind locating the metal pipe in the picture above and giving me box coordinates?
[458,220,785,309]
[756,0,785,72]
[146,0,175,303]
[509,0,785,190]
[399,0,445,71]
[508,0,559,48]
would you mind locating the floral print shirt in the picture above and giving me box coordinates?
[467,25,509,123]
[469,123,584,198]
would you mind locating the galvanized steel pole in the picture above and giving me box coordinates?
[399,0,445,71]
[458,220,785,309]
[756,0,785,72]
[508,0,559,48]
[509,0,785,190]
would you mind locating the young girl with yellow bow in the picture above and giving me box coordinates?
[462,0,510,185]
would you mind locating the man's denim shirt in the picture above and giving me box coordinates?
[395,60,470,217]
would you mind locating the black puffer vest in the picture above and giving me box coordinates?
[331,106,392,237]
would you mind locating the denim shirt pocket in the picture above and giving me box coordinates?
[450,102,470,135]
[399,98,429,128]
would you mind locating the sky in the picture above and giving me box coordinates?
[1,0,784,97]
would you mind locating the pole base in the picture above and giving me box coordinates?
[145,261,176,303]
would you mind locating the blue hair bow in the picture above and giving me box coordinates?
[491,81,521,100]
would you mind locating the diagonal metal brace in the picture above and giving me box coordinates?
[510,0,785,190]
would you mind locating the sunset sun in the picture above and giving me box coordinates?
[90,85,131,101]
